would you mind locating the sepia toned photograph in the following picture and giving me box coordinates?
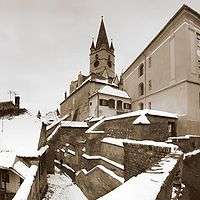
[0,0,200,199]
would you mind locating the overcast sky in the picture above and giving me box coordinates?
[0,0,199,114]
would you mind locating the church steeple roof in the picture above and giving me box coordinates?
[90,38,95,50]
[110,40,114,50]
[96,17,109,49]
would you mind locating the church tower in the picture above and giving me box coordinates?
[89,17,115,79]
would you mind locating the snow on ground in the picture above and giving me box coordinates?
[43,173,87,200]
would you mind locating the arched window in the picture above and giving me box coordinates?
[138,82,144,96]
[138,63,144,77]
[117,100,122,110]
[108,99,115,109]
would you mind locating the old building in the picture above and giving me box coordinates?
[0,96,48,200]
[60,18,131,121]
[121,5,200,135]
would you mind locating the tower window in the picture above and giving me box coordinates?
[99,99,108,106]
[94,60,99,67]
[108,99,115,109]
[138,82,144,96]
[117,100,123,110]
[138,63,144,77]
[95,54,99,60]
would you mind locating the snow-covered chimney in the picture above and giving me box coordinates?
[15,96,20,108]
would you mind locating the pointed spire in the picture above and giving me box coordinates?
[110,39,114,50]
[90,37,95,50]
[96,16,109,49]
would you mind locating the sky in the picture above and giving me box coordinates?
[0,0,199,114]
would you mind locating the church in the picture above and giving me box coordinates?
[60,18,131,121]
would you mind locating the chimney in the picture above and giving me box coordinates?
[15,96,20,109]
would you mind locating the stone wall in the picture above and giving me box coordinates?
[123,143,170,181]
[46,125,88,173]
[76,167,121,200]
[93,115,177,142]
[100,143,124,165]
[182,152,200,200]
[169,135,200,153]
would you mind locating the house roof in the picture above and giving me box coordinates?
[97,85,130,99]
[122,5,200,76]
[0,112,45,157]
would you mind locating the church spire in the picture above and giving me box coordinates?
[96,16,109,49]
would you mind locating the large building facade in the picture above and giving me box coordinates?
[60,18,131,121]
[121,5,200,134]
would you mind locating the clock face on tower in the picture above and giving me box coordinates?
[94,60,99,67]
[107,60,112,68]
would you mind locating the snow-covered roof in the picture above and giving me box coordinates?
[97,85,130,99]
[0,152,16,169]
[98,154,180,200]
[101,137,179,153]
[0,112,45,157]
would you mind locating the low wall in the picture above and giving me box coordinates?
[182,151,200,200]
[76,167,121,200]
[124,143,170,181]
[168,135,200,153]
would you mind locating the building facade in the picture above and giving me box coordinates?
[121,5,200,134]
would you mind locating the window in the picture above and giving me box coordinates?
[168,122,176,137]
[99,99,108,106]
[117,100,123,110]
[138,82,144,96]
[124,103,131,109]
[108,99,115,109]
[148,102,151,109]
[95,54,99,60]
[89,102,92,106]
[148,57,152,68]
[138,63,144,77]
[139,102,144,110]
[148,80,152,90]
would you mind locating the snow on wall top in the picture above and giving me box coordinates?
[97,85,130,99]
[61,121,88,128]
[133,114,151,125]
[0,112,44,157]
[105,109,178,121]
[98,154,179,200]
[13,164,38,200]
[101,137,179,153]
